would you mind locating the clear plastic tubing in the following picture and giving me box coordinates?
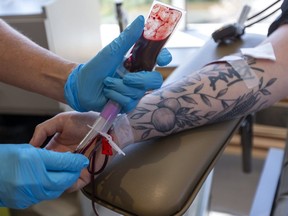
[76,1,184,152]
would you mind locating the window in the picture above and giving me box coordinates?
[99,0,281,49]
[99,0,170,24]
[99,0,281,29]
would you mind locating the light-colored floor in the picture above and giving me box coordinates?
[209,151,265,216]
[9,191,83,216]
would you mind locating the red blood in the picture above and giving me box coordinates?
[123,3,182,72]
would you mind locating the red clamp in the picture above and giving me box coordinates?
[101,136,113,156]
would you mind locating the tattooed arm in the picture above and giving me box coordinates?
[31,25,288,151]
[123,24,288,146]
[31,25,288,149]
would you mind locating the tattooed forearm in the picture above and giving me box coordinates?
[128,55,277,141]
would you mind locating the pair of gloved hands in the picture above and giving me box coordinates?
[0,15,171,209]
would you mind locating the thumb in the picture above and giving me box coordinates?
[81,15,145,78]
[103,15,145,58]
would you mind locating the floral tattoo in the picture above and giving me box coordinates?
[129,56,277,140]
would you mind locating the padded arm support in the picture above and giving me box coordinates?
[82,34,266,216]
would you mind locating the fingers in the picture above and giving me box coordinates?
[37,149,89,191]
[66,169,90,192]
[103,88,133,107]
[103,75,145,111]
[38,149,89,171]
[103,88,139,113]
[90,15,145,71]
[103,71,163,112]
[123,71,163,89]
[0,145,89,204]
[43,171,82,193]
[104,71,163,92]
[156,48,172,66]
[66,179,88,193]
[104,77,145,98]
[108,15,145,57]
[30,117,62,147]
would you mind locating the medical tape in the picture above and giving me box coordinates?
[240,42,276,61]
[206,42,276,89]
[220,55,258,89]
[87,125,126,156]
[112,114,134,147]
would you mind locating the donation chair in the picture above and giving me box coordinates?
[82,33,266,216]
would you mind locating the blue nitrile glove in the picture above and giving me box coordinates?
[64,15,172,113]
[0,144,88,209]
[102,47,171,112]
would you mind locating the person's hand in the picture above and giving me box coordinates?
[0,143,88,209]
[30,111,97,152]
[64,15,172,113]
[30,111,99,191]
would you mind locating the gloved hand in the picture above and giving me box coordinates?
[64,15,172,113]
[0,144,88,209]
